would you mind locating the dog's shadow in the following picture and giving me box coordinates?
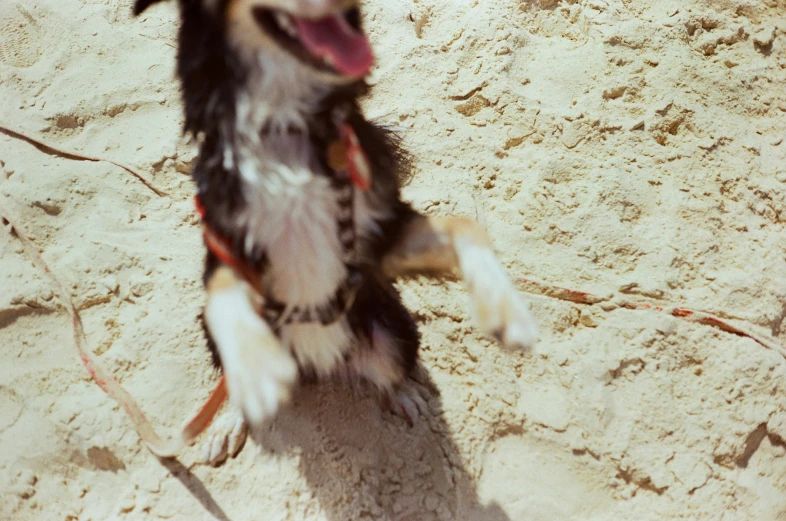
[251,366,511,521]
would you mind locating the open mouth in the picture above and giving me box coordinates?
[252,7,374,78]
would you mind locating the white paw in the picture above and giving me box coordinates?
[205,286,299,426]
[199,409,248,466]
[480,285,540,350]
[222,325,299,425]
[457,241,540,350]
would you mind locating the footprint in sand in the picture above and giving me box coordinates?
[0,3,44,68]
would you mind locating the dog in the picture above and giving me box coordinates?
[133,0,539,465]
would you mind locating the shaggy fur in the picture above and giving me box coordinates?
[134,0,539,466]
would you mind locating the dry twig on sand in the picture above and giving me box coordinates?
[518,277,786,360]
[0,124,167,197]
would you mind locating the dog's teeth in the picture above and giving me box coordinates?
[274,12,298,38]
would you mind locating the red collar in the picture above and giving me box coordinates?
[337,121,372,191]
[196,199,263,291]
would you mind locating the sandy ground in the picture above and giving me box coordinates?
[2,0,786,519]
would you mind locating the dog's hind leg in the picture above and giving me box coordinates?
[344,280,430,425]
[382,215,539,351]
[350,324,431,426]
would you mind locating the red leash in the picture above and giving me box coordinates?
[1,206,227,458]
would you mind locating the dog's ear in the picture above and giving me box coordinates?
[133,0,167,15]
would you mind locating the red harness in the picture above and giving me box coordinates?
[196,121,372,301]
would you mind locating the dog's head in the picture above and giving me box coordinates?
[134,0,373,132]
[135,0,373,83]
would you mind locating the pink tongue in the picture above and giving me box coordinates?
[293,15,374,78]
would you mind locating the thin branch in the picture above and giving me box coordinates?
[0,124,167,197]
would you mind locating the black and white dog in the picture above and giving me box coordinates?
[133,0,539,465]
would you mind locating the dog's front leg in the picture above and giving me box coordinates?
[382,215,539,350]
[203,266,298,426]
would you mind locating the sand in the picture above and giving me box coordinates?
[2,0,786,519]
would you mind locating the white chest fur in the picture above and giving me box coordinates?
[224,51,391,373]
[232,133,384,374]
[240,142,347,307]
